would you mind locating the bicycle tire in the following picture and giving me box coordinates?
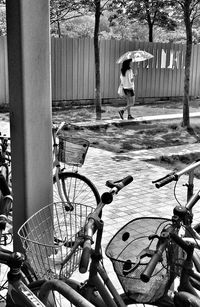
[53,172,100,209]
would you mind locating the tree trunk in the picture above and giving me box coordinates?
[57,20,61,37]
[146,8,153,42]
[94,0,101,120]
[148,22,153,42]
[182,0,192,128]
[56,8,61,37]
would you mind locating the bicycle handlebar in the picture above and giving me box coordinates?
[153,173,178,188]
[153,160,200,189]
[79,232,93,274]
[140,233,169,282]
[106,175,133,191]
[140,226,194,283]
[79,175,133,274]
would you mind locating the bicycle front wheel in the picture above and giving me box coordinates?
[53,172,100,209]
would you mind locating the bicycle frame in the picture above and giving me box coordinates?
[81,215,126,307]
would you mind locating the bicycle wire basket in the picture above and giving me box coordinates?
[105,217,183,304]
[18,202,94,280]
[58,135,89,167]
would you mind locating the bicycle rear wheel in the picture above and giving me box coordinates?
[53,172,100,209]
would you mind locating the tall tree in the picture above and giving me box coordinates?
[81,0,112,120]
[50,0,106,119]
[94,0,102,120]
[172,0,200,127]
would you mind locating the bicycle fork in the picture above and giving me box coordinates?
[84,224,126,307]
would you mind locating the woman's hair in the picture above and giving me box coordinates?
[121,59,132,76]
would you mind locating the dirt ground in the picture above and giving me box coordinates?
[52,99,200,153]
[53,99,200,177]
[2,99,199,154]
[1,99,200,172]
[52,99,200,123]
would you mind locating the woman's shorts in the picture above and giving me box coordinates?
[123,88,135,97]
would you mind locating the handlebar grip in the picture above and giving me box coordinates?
[121,175,133,187]
[140,241,168,283]
[140,253,162,282]
[79,239,91,274]
[155,174,178,188]
[106,175,133,190]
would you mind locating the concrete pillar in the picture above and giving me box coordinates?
[6,0,53,250]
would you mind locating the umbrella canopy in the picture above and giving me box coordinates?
[116,50,154,64]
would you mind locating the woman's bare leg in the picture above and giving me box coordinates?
[119,93,135,119]
[123,95,133,116]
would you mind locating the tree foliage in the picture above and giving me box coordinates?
[50,0,91,36]
[108,0,177,42]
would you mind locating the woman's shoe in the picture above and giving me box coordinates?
[128,115,134,120]
[119,110,124,119]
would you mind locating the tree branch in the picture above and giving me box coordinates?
[51,12,84,24]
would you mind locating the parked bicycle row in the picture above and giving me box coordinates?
[1,126,200,306]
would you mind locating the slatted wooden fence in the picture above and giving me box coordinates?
[1,36,200,104]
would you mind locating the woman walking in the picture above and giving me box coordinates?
[118,59,137,120]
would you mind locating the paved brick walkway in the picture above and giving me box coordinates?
[1,114,200,306]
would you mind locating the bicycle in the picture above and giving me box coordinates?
[0,174,96,307]
[18,172,200,307]
[152,158,200,263]
[0,122,100,303]
[0,123,100,213]
[70,172,200,306]
[52,122,100,211]
[18,176,133,306]
[139,221,200,307]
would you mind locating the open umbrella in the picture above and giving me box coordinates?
[116,50,154,64]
